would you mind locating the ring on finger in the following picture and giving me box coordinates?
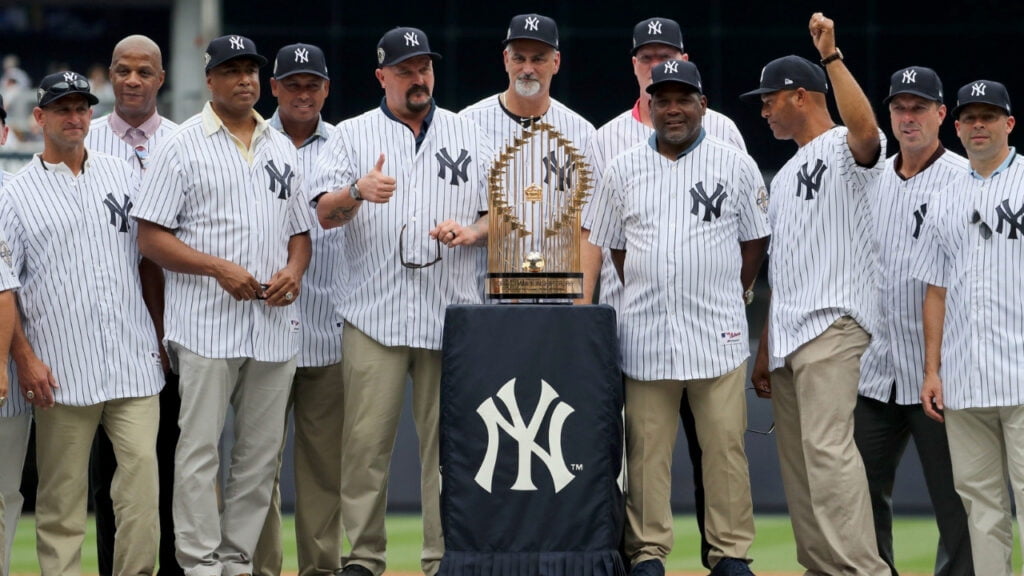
[26,390,35,400]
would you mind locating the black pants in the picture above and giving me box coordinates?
[91,372,183,576]
[679,389,711,569]
[853,391,974,576]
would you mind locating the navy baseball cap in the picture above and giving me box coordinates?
[273,43,329,80]
[952,80,1012,119]
[740,55,828,101]
[646,59,702,95]
[883,66,943,105]
[37,71,99,107]
[377,27,442,68]
[503,14,559,50]
[205,34,267,72]
[632,17,685,55]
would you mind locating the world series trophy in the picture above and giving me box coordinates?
[486,121,593,301]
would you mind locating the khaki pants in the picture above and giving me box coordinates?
[339,323,443,576]
[35,396,160,576]
[0,413,31,576]
[770,316,888,576]
[170,343,295,576]
[624,363,755,570]
[946,405,1024,576]
[255,362,345,576]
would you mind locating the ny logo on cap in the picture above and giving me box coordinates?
[648,20,663,35]
[525,16,539,31]
[63,72,76,83]
[972,82,987,96]
[664,60,679,74]
[294,47,309,63]
[229,36,245,50]
[902,69,917,84]
[404,32,420,47]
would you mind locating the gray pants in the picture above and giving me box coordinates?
[854,392,973,576]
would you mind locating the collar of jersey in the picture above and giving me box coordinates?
[648,127,706,159]
[380,97,435,144]
[201,101,269,140]
[109,110,163,141]
[37,149,90,175]
[268,110,328,148]
[970,146,1017,180]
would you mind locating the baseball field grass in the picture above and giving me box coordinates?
[9,514,1021,575]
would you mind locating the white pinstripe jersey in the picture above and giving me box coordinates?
[767,127,886,370]
[85,112,179,177]
[269,112,344,367]
[0,153,164,407]
[310,103,493,351]
[0,169,28,418]
[459,94,596,158]
[588,132,770,381]
[913,149,1024,409]
[859,149,968,404]
[582,103,747,310]
[132,103,314,362]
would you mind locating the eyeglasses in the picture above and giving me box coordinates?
[40,78,91,102]
[971,210,993,240]
[399,221,442,269]
[134,145,149,170]
[744,386,776,435]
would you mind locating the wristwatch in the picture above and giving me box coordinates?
[820,48,843,67]
[349,181,364,202]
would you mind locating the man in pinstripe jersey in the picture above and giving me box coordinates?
[744,13,890,576]
[579,18,749,570]
[855,66,973,576]
[1,71,163,576]
[589,61,768,576]
[84,34,183,576]
[312,26,492,576]
[917,80,1024,576]
[132,35,313,576]
[253,42,346,576]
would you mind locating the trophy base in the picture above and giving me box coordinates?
[486,272,583,300]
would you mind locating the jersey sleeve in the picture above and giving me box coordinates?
[133,138,186,229]
[286,150,314,236]
[309,124,356,206]
[587,160,627,251]
[836,127,887,193]
[911,195,950,287]
[0,191,25,281]
[734,152,771,242]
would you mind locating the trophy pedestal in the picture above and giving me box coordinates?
[438,304,624,576]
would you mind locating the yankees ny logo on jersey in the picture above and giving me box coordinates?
[690,182,727,222]
[524,16,539,31]
[542,151,575,191]
[474,378,576,493]
[264,160,295,200]
[995,199,1024,239]
[103,193,134,233]
[294,47,309,63]
[436,147,471,185]
[912,203,928,239]
[796,159,828,200]
[229,36,245,50]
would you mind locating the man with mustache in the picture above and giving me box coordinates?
[132,35,313,576]
[84,34,182,576]
[460,13,594,204]
[311,26,493,576]
[917,80,1024,576]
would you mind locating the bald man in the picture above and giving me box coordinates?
[85,34,182,576]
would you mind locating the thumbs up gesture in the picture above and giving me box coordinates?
[358,153,398,203]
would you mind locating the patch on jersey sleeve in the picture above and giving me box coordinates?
[756,185,769,214]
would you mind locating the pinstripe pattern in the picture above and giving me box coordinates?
[310,105,493,351]
[269,113,344,367]
[0,152,164,407]
[859,149,969,404]
[588,134,769,380]
[458,94,596,156]
[85,113,179,177]
[132,103,314,362]
[0,169,29,419]
[767,127,887,370]
[913,150,1024,410]
[582,105,747,310]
